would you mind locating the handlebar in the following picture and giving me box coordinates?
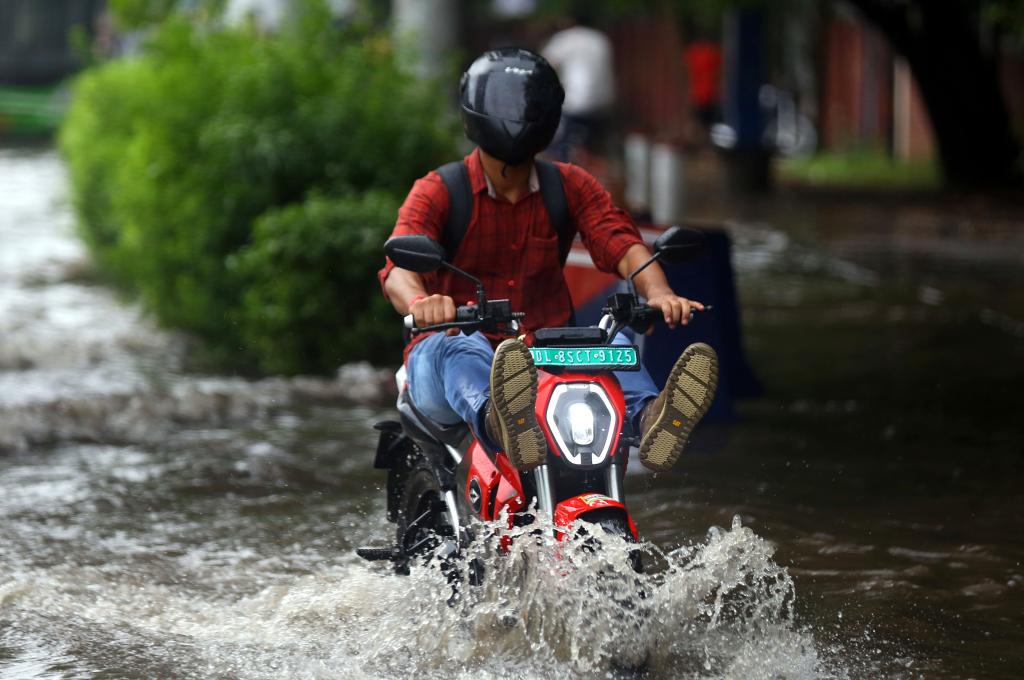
[633,303,713,324]
[388,230,713,344]
[404,303,524,336]
[600,298,713,339]
[404,304,476,331]
[403,300,709,339]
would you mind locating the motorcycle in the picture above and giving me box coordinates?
[357,226,707,580]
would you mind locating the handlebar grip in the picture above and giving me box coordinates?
[634,303,712,332]
[406,306,475,328]
[403,303,521,336]
[639,303,713,318]
[404,305,478,336]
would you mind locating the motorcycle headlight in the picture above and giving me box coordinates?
[546,383,618,467]
[567,402,595,445]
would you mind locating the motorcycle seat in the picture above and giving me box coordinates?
[396,388,469,449]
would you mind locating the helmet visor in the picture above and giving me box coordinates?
[465,68,552,123]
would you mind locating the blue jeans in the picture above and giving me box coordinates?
[407,331,660,445]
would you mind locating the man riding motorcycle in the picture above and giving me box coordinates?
[378,48,717,473]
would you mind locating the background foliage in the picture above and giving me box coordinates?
[60,1,457,373]
[228,192,402,373]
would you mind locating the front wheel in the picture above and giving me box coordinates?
[577,508,650,671]
[576,508,644,574]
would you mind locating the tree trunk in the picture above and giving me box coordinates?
[847,0,1022,187]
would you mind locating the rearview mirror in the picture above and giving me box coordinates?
[384,235,446,273]
[653,226,706,264]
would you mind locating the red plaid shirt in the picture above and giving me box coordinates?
[379,148,644,358]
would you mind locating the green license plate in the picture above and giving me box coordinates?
[529,345,640,370]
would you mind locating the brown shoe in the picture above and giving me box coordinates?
[485,339,547,471]
[638,342,719,472]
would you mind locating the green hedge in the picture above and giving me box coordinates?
[60,2,456,373]
[228,192,401,374]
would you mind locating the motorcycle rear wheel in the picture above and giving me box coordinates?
[395,462,484,599]
[395,464,452,573]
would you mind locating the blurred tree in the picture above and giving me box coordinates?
[846,0,1022,187]
[61,2,457,373]
[108,0,226,29]
[528,0,745,24]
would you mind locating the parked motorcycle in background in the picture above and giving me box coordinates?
[711,84,817,158]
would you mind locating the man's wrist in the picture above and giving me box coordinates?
[641,286,674,300]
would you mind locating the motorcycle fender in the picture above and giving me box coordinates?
[374,420,415,523]
[372,420,406,469]
[492,453,526,520]
[466,442,499,520]
[554,493,639,541]
[465,442,525,521]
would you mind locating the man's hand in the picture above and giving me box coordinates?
[645,292,706,330]
[384,270,459,335]
[410,294,458,332]
[616,244,705,331]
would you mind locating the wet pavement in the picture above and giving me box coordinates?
[1,147,1022,679]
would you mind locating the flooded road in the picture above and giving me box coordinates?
[1,148,1022,679]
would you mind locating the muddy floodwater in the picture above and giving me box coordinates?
[1,148,1022,679]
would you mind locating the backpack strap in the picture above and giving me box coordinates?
[436,161,473,262]
[535,159,575,265]
[535,159,577,324]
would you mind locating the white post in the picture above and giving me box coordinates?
[623,132,651,215]
[392,0,459,80]
[650,142,685,225]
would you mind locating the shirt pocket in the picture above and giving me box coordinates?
[523,234,561,283]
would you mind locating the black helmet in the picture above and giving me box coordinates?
[459,48,564,165]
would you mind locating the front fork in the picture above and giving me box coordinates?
[531,460,626,522]
[533,464,556,520]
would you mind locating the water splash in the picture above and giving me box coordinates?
[303,513,840,678]
[422,513,837,678]
[0,507,846,679]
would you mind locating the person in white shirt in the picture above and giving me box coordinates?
[541,16,616,162]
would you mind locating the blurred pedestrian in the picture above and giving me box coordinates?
[683,39,723,132]
[541,14,616,162]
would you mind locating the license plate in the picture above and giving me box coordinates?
[529,345,640,370]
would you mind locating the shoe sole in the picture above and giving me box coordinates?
[638,342,719,472]
[489,339,547,471]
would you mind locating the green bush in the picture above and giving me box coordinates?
[229,192,401,374]
[59,2,456,372]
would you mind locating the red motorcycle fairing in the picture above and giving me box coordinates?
[554,493,639,541]
[465,441,526,521]
[535,370,627,463]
